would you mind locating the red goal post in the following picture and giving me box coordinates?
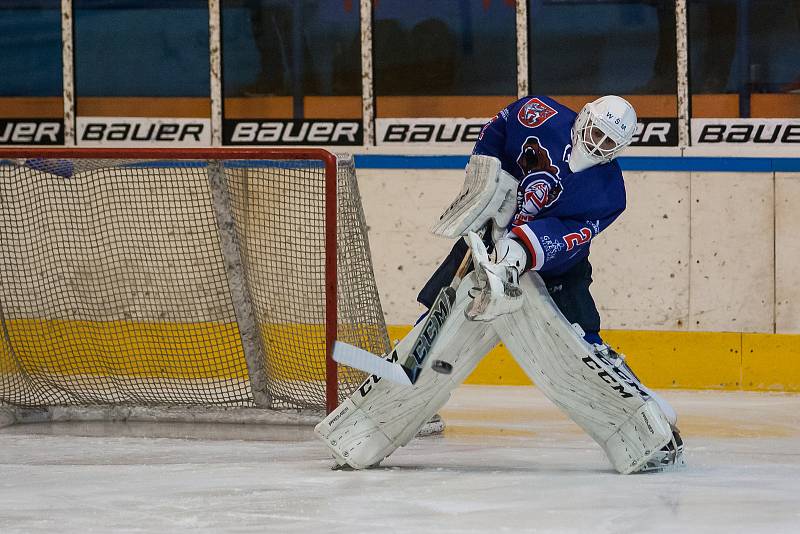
[0,147,388,420]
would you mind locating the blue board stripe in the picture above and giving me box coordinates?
[354,155,469,169]
[619,157,780,172]
[773,159,800,172]
[353,155,800,173]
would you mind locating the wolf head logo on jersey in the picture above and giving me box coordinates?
[517,98,558,128]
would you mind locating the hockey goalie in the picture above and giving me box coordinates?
[315,95,685,474]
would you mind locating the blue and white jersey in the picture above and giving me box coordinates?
[473,95,626,277]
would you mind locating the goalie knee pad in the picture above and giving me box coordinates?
[493,273,682,474]
[315,273,499,469]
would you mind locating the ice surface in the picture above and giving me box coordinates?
[1,386,799,533]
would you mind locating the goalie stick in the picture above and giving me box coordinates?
[333,235,476,385]
[333,285,456,386]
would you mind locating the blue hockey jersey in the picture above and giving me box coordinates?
[473,95,626,277]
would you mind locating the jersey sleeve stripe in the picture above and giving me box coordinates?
[510,225,545,271]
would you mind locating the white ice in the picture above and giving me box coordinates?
[1,386,799,533]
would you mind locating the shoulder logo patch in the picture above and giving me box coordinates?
[517,98,558,128]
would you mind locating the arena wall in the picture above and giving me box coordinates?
[356,162,800,391]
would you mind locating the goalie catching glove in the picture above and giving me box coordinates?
[465,232,530,322]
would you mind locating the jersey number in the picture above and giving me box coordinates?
[563,227,592,251]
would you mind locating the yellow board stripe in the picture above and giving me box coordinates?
[1,319,248,379]
[1,319,328,381]
[742,333,800,391]
[387,325,800,392]
[3,320,798,391]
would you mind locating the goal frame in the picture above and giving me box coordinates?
[0,147,341,415]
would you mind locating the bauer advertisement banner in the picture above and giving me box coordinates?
[375,118,678,148]
[0,119,64,145]
[223,119,363,145]
[77,117,211,146]
[376,118,487,147]
[692,119,800,145]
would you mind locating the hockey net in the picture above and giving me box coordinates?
[0,148,388,425]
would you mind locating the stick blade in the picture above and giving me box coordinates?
[332,341,413,386]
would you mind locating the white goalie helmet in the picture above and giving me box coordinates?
[569,95,637,173]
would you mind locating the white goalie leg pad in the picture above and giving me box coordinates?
[314,273,499,469]
[594,343,678,427]
[493,273,674,474]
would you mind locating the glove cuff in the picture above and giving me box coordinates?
[494,237,531,273]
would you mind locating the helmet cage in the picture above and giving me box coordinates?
[570,101,635,166]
